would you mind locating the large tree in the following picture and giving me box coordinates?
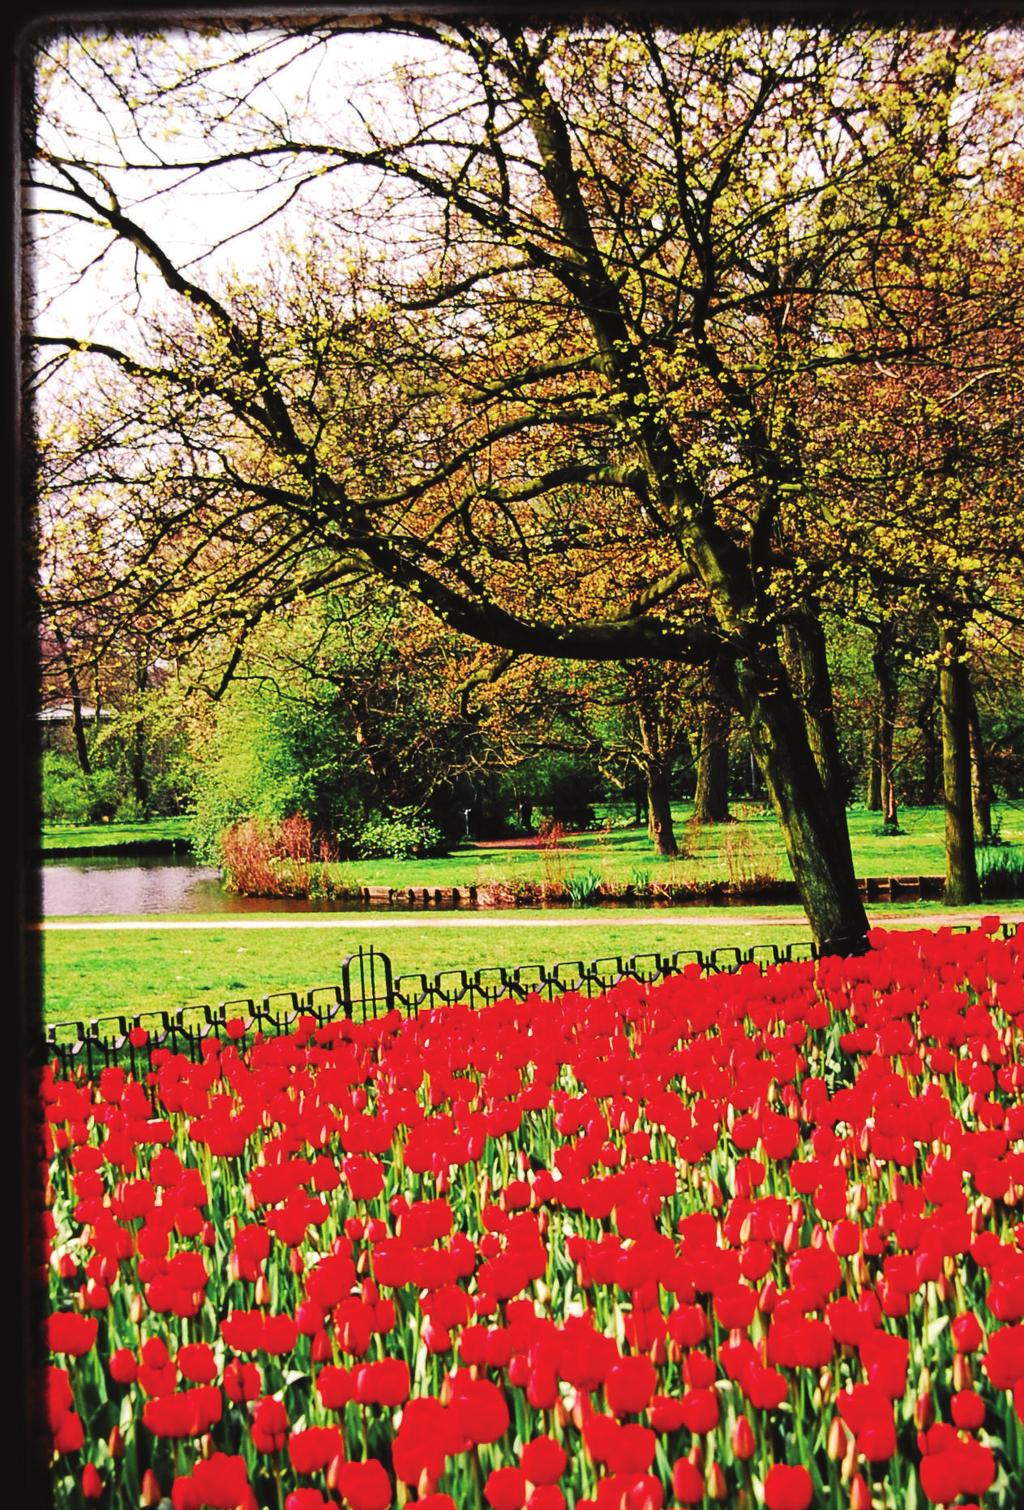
[26,22,1024,948]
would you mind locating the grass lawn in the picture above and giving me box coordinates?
[313,802,1024,893]
[41,816,194,852]
[37,900,1024,1027]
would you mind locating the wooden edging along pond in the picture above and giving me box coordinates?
[353,876,949,909]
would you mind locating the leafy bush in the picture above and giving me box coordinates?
[355,808,444,860]
[41,752,120,824]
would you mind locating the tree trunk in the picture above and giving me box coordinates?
[734,649,868,955]
[635,685,678,856]
[54,626,92,775]
[692,702,731,823]
[967,685,993,846]
[866,715,882,810]
[872,638,900,831]
[643,761,678,857]
[127,665,151,815]
[785,614,848,814]
[918,687,939,806]
[937,620,980,903]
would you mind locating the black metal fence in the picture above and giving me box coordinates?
[42,922,1005,1080]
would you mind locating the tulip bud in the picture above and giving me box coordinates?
[953,1353,973,1392]
[688,1442,704,1471]
[326,1455,345,1493]
[841,1433,858,1483]
[783,1221,801,1255]
[82,1463,103,1501]
[140,1469,162,1507]
[850,1471,872,1510]
[707,1461,728,1501]
[935,1273,953,1303]
[827,1417,848,1461]
[107,1425,124,1460]
[200,1432,215,1459]
[289,1249,304,1275]
[254,1274,271,1307]
[852,1252,870,1288]
[129,1293,144,1325]
[732,1416,756,1461]
[418,1468,438,1499]
[914,1390,934,1432]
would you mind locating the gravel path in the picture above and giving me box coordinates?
[35,909,1021,931]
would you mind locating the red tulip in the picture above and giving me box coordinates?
[763,1464,813,1510]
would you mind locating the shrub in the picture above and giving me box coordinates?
[355,808,444,860]
[220,816,338,897]
[41,752,120,824]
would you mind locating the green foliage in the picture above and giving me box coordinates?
[565,869,603,906]
[41,751,119,824]
[190,677,367,865]
[519,751,602,831]
[355,808,444,860]
[978,847,1024,899]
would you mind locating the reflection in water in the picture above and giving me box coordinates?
[41,855,323,917]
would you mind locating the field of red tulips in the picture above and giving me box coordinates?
[42,922,1024,1510]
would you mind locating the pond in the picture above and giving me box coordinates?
[40,854,331,917]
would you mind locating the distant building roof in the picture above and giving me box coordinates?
[37,704,112,723]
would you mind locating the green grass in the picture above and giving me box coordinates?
[41,816,194,853]
[37,899,1024,1026]
[315,802,1023,892]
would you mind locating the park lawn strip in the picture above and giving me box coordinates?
[41,816,194,853]
[39,902,1024,1026]
[307,803,1022,893]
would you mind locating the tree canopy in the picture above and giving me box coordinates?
[26,20,1024,947]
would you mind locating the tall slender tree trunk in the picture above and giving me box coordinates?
[872,638,900,830]
[734,646,868,955]
[937,620,980,903]
[967,686,993,846]
[54,627,92,775]
[918,688,939,806]
[692,701,731,824]
[866,716,882,810]
[635,699,677,857]
[127,664,151,815]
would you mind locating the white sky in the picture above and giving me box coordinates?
[28,25,443,340]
